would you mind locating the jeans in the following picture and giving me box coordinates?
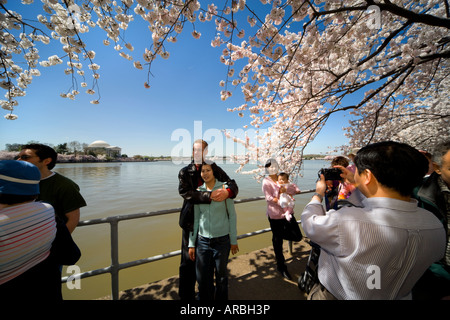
[196,234,231,300]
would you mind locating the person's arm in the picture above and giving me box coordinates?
[178,167,211,204]
[312,174,326,203]
[333,165,355,184]
[286,182,301,195]
[188,247,196,261]
[211,165,239,201]
[188,204,200,261]
[262,178,279,204]
[57,176,86,232]
[226,199,239,255]
[65,209,80,233]
[231,244,239,255]
[301,174,341,254]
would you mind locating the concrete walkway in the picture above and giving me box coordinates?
[102,239,312,300]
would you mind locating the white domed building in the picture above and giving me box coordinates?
[87,140,121,158]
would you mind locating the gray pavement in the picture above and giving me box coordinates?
[104,239,312,300]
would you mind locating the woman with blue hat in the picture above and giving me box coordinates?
[0,160,59,300]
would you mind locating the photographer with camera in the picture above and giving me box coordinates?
[301,141,446,300]
[299,159,356,294]
[321,156,353,210]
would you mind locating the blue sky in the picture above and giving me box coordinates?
[0,3,350,157]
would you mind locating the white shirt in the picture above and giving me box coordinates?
[301,195,446,300]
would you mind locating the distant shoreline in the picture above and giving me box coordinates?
[0,151,330,163]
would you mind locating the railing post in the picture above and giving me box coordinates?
[63,190,314,299]
[110,220,119,300]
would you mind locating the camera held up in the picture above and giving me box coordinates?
[318,168,343,181]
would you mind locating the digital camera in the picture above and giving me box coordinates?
[318,168,342,181]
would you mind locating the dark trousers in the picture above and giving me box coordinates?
[179,228,196,300]
[0,256,62,301]
[268,218,287,271]
[196,235,230,300]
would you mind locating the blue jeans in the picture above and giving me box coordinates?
[196,235,231,300]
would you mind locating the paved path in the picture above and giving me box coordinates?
[101,239,312,300]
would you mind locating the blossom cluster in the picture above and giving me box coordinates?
[1,0,448,176]
[220,0,449,174]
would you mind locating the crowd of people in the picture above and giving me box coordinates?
[0,144,86,300]
[1,139,448,301]
[179,139,449,301]
[301,141,448,300]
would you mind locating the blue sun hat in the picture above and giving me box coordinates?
[0,160,41,195]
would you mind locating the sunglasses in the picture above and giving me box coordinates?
[15,155,37,160]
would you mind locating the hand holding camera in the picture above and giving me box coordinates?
[318,168,343,181]
[319,166,355,184]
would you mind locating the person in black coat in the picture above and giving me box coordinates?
[412,140,450,300]
[178,139,238,300]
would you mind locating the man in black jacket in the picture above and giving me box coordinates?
[178,139,239,300]
[412,140,450,300]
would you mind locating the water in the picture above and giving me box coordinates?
[54,160,328,299]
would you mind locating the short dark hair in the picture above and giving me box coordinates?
[278,172,289,180]
[331,156,349,168]
[354,141,428,197]
[21,143,57,170]
[0,194,38,205]
[202,160,218,177]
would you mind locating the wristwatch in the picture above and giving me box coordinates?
[313,192,323,202]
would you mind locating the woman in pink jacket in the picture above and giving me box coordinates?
[262,159,301,280]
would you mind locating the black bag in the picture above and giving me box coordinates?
[298,241,321,294]
[281,217,303,242]
[49,216,81,265]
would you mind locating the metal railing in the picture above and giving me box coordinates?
[61,189,315,300]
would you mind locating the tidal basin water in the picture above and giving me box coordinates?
[55,160,329,299]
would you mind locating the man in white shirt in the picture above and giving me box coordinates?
[301,141,446,300]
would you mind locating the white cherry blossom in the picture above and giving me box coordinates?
[1,1,448,177]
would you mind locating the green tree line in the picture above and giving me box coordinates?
[5,141,89,156]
